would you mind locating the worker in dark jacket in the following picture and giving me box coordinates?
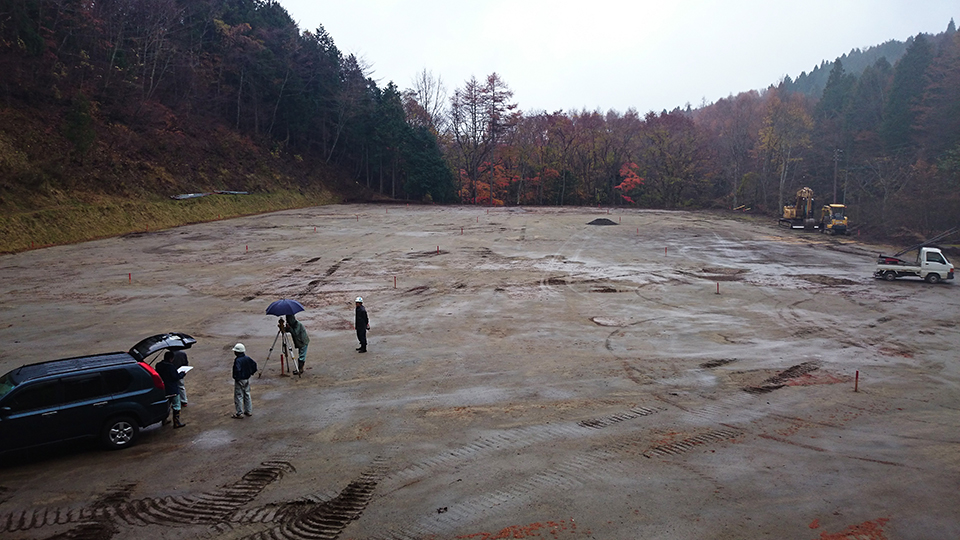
[355,296,370,353]
[156,351,187,428]
[231,343,257,419]
[283,314,310,374]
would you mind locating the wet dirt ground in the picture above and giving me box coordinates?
[1,205,959,540]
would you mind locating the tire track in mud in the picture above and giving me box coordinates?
[380,425,594,493]
[650,373,907,469]
[365,412,741,540]
[213,457,391,540]
[536,220,634,293]
[652,389,757,425]
[773,293,880,352]
[755,433,908,468]
[742,361,820,394]
[577,406,661,428]
[646,360,827,423]
[298,257,353,297]
[369,458,600,540]
[3,449,390,540]
[4,413,738,540]
[536,225,655,336]
[537,223,665,300]
[0,461,294,534]
[379,406,662,493]
[642,429,744,458]
[537,228,588,298]
[603,321,661,352]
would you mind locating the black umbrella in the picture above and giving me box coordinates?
[266,298,305,316]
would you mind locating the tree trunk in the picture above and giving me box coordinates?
[777,145,792,212]
[559,170,567,206]
[268,69,290,138]
[236,68,244,131]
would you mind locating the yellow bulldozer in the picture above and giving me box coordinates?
[818,203,848,235]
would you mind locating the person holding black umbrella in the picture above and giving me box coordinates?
[265,299,307,375]
[283,314,310,373]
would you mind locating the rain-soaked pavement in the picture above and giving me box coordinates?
[1,205,959,539]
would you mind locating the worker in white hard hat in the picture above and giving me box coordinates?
[231,343,257,418]
[355,297,370,353]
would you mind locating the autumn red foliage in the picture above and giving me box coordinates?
[614,162,645,204]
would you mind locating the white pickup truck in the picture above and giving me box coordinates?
[875,247,955,283]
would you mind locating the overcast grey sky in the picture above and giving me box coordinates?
[280,1,956,114]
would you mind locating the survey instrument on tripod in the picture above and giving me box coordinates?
[262,318,299,376]
[263,299,305,377]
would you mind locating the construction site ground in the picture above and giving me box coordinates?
[1,205,958,540]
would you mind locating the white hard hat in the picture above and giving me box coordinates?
[233,343,246,353]
[355,296,363,303]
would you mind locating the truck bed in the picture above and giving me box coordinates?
[876,255,914,267]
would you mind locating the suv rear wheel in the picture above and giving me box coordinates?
[101,416,139,450]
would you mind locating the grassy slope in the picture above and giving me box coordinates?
[0,101,364,253]
[0,190,341,253]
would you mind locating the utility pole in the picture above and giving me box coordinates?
[833,148,842,203]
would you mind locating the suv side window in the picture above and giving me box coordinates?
[7,381,62,411]
[102,368,133,394]
[62,374,107,403]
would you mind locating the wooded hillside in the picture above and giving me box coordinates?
[2,1,958,247]
[0,0,453,217]
[433,22,960,238]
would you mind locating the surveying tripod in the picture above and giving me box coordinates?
[263,318,300,377]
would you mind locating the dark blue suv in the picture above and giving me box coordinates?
[0,333,196,454]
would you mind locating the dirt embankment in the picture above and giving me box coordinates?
[0,189,342,254]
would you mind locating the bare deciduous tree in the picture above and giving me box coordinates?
[449,73,518,203]
[405,69,447,134]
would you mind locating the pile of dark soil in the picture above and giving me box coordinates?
[587,218,618,226]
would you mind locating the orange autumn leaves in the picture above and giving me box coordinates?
[615,162,645,204]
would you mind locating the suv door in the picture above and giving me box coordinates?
[129,333,196,363]
[0,380,64,451]
[57,372,112,441]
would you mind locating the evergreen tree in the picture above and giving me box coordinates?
[372,83,408,196]
[816,60,855,121]
[296,25,343,157]
[880,34,934,153]
[917,30,960,159]
[402,127,455,202]
[813,60,856,202]
[844,58,893,162]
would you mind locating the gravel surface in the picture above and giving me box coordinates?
[1,205,959,540]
